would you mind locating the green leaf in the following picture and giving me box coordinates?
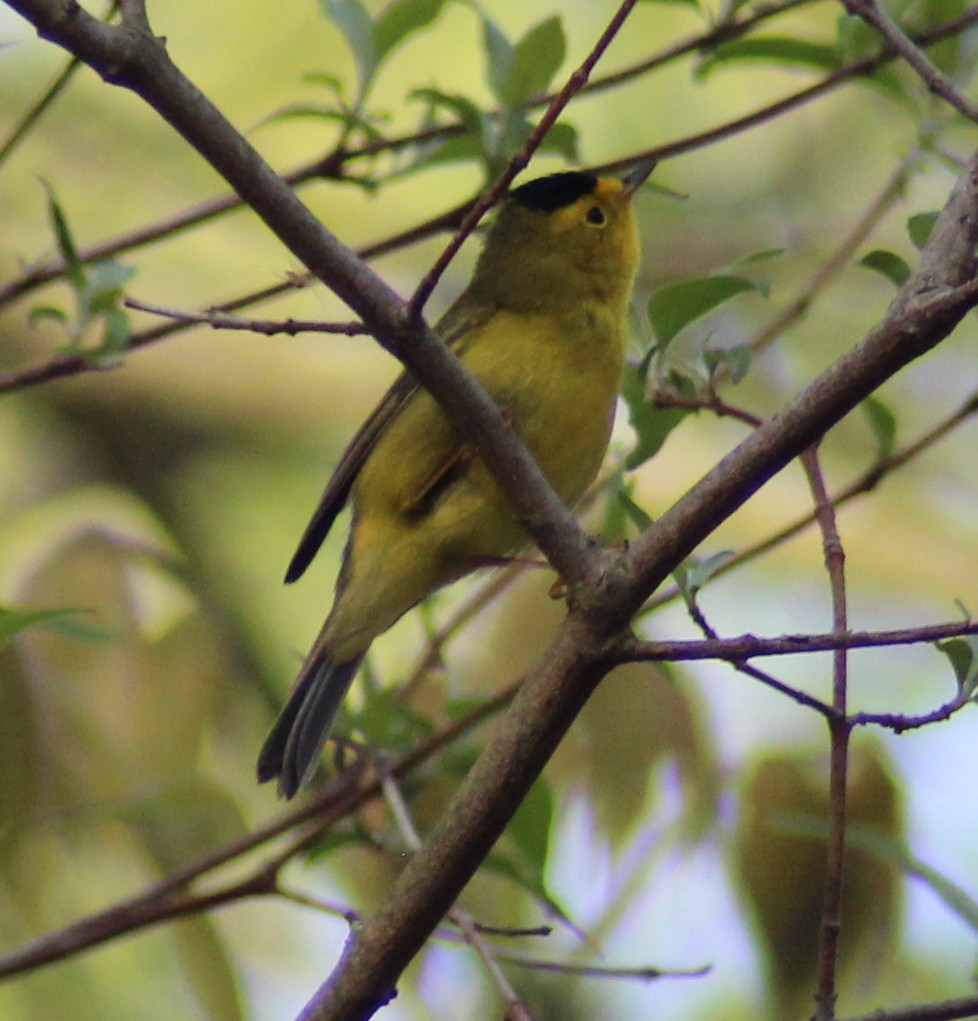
[99,306,131,357]
[684,550,735,593]
[0,604,105,645]
[846,825,978,935]
[507,776,554,875]
[410,87,485,134]
[861,396,897,462]
[482,14,515,103]
[648,274,759,350]
[536,121,578,162]
[937,636,978,699]
[87,259,136,314]
[497,15,565,108]
[698,37,840,80]
[703,342,752,383]
[859,248,910,287]
[43,182,84,289]
[616,487,655,532]
[621,360,695,470]
[374,0,449,64]
[322,0,377,90]
[29,305,68,325]
[907,211,939,249]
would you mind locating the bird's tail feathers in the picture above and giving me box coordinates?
[257,649,363,799]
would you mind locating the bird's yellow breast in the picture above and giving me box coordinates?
[352,302,625,548]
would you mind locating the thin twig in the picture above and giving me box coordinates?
[802,444,852,1021]
[379,767,536,1021]
[842,0,978,122]
[748,158,913,352]
[124,296,368,336]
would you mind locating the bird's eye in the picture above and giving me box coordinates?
[585,205,606,226]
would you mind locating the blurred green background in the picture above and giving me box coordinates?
[2,0,978,1018]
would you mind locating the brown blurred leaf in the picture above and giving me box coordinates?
[733,741,903,1016]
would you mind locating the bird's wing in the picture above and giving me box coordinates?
[284,300,493,583]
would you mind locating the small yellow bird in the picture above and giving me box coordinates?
[259,164,653,797]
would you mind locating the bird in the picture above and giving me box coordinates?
[258,162,654,797]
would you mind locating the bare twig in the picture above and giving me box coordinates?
[801,445,852,1021]
[380,768,536,1021]
[842,0,978,122]
[124,296,368,336]
[838,993,978,1021]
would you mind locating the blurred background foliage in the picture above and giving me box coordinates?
[2,0,978,1018]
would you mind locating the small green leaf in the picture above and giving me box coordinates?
[497,15,565,107]
[536,121,578,162]
[482,14,515,103]
[698,37,840,80]
[0,604,105,645]
[684,550,735,593]
[87,259,136,314]
[29,305,68,325]
[616,488,655,532]
[410,87,485,134]
[99,306,131,356]
[907,211,939,249]
[861,396,897,462]
[43,182,84,289]
[322,0,377,90]
[703,343,752,383]
[648,274,759,349]
[859,249,911,287]
[937,636,978,699]
[374,0,449,64]
[621,361,695,470]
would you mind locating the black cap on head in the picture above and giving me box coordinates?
[509,171,598,213]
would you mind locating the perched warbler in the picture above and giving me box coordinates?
[259,164,653,798]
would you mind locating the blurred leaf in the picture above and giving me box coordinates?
[936,635,978,698]
[43,181,84,289]
[908,210,939,249]
[482,850,574,925]
[351,683,435,753]
[321,0,377,90]
[582,662,719,844]
[170,918,246,1021]
[130,778,249,871]
[0,646,38,869]
[683,550,735,595]
[374,0,450,64]
[846,825,978,934]
[28,304,68,325]
[621,360,696,469]
[859,248,911,286]
[482,13,516,102]
[507,775,554,876]
[648,274,759,349]
[616,486,654,532]
[536,120,578,162]
[703,342,752,383]
[861,395,897,462]
[735,745,902,1015]
[698,37,840,79]
[0,603,101,644]
[498,15,565,108]
[641,0,699,8]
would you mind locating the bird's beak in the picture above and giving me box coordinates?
[621,158,657,198]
